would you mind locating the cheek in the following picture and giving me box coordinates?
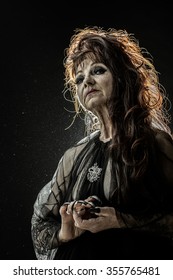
[103,79,113,97]
[100,73,113,95]
[76,89,84,106]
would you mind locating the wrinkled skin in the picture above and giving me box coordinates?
[58,196,120,243]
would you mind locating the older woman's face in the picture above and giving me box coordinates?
[75,58,113,112]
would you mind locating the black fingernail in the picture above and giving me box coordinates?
[89,207,100,213]
[63,202,70,205]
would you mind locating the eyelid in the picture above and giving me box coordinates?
[75,75,84,85]
[75,64,107,84]
[92,66,107,74]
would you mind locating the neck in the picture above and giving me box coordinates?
[93,107,112,142]
[99,126,112,142]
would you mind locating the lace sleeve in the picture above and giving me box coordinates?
[31,147,76,260]
[31,181,60,259]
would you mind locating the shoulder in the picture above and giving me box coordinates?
[62,130,100,163]
[75,130,100,146]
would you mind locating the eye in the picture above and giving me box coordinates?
[92,66,107,75]
[75,75,84,85]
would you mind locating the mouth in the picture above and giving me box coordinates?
[85,89,98,100]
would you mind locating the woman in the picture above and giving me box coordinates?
[31,26,173,260]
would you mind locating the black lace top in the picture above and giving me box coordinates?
[31,129,173,259]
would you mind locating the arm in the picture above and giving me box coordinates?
[31,139,89,260]
[31,181,60,260]
[31,148,75,260]
[70,202,173,238]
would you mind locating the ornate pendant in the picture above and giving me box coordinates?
[87,163,102,183]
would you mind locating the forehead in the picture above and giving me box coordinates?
[74,52,102,74]
[76,58,95,73]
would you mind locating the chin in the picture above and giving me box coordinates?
[86,100,105,112]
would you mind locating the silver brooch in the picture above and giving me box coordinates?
[87,163,102,183]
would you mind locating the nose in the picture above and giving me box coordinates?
[84,74,95,87]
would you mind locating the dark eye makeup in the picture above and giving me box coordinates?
[75,65,107,85]
[92,66,107,75]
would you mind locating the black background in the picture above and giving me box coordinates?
[1,1,173,259]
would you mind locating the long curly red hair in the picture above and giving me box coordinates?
[63,26,172,183]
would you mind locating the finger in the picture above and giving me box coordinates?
[88,207,101,214]
[66,200,77,215]
[59,202,70,215]
[73,211,90,229]
[73,200,87,215]
[73,211,102,229]
[89,206,116,217]
[85,195,102,207]
[82,200,95,209]
[73,211,83,227]
[60,201,76,216]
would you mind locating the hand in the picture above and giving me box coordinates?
[58,201,85,243]
[72,195,102,219]
[73,206,120,233]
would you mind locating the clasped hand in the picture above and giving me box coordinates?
[58,196,120,243]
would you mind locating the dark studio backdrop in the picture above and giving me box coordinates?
[1,1,173,259]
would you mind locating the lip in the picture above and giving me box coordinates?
[84,88,98,101]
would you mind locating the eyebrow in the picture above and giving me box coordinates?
[76,62,102,75]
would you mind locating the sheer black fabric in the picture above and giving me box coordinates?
[31,129,173,259]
